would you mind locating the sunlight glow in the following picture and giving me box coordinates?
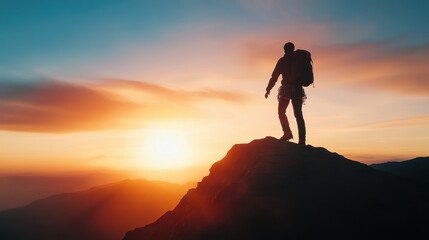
[143,129,191,170]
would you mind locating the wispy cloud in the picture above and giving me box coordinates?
[101,78,248,103]
[350,115,429,129]
[0,78,250,133]
[0,80,143,132]
[315,42,429,96]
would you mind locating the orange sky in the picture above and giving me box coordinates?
[1,1,428,182]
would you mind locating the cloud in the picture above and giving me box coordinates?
[351,115,429,129]
[0,78,250,133]
[314,42,429,95]
[100,78,248,103]
[0,80,144,132]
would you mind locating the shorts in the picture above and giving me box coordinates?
[277,84,306,101]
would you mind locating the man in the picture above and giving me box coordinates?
[265,42,306,145]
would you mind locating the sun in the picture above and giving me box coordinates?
[143,129,191,170]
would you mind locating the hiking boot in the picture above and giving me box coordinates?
[280,131,293,141]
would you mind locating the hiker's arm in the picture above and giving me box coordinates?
[265,59,281,98]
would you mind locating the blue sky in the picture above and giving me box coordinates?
[0,1,250,72]
[1,0,428,77]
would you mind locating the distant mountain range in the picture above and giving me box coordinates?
[124,137,429,240]
[0,179,193,240]
[371,157,429,184]
[0,172,128,211]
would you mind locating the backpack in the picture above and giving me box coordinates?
[290,49,314,87]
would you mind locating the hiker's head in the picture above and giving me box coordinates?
[283,42,295,55]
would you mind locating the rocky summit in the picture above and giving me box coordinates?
[124,137,429,240]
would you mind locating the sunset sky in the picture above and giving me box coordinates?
[1,0,428,182]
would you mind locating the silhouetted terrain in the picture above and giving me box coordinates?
[0,172,128,210]
[0,179,193,240]
[124,137,429,240]
[371,157,429,184]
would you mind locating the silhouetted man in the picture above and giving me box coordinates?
[265,42,306,145]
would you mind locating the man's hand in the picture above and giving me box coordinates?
[265,90,270,99]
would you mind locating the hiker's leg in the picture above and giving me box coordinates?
[292,98,306,144]
[278,98,291,135]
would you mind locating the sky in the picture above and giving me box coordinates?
[1,0,428,182]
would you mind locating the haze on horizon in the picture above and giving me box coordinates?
[1,0,428,183]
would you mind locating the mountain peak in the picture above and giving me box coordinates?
[124,137,429,240]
